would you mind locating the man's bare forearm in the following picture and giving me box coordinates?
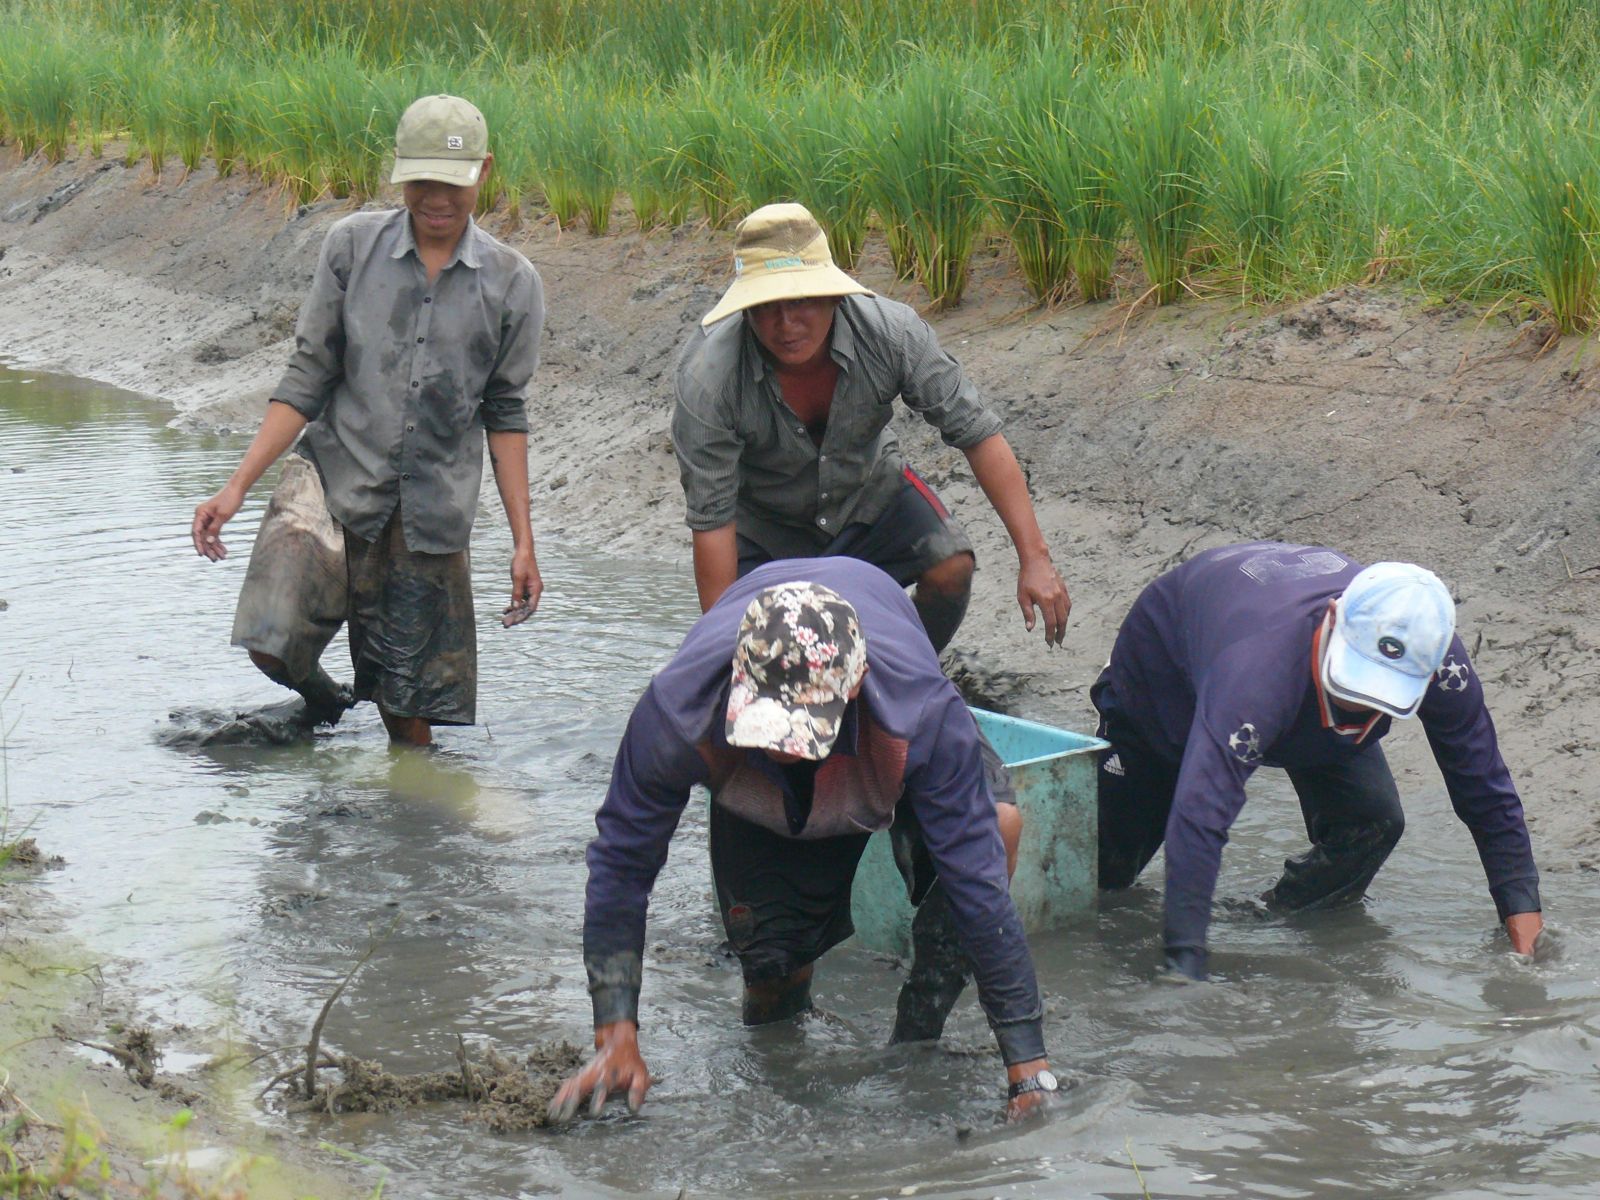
[962,434,1052,565]
[487,430,535,551]
[692,524,739,612]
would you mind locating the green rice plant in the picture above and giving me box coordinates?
[121,46,176,176]
[1494,104,1600,332]
[72,42,123,159]
[0,27,75,162]
[864,57,990,308]
[531,62,621,234]
[298,50,402,202]
[619,93,693,231]
[986,48,1121,304]
[168,71,217,176]
[472,73,540,221]
[714,75,798,217]
[779,79,873,272]
[206,65,254,178]
[671,62,746,228]
[1105,59,1211,305]
[1206,95,1328,299]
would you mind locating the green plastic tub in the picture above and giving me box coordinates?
[848,707,1107,959]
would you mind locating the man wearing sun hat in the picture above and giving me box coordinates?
[192,94,545,746]
[1092,541,1544,981]
[551,557,1060,1124]
[673,203,1071,656]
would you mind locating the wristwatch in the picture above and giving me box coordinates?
[1006,1069,1059,1100]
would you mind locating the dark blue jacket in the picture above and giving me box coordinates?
[1099,542,1541,960]
[583,557,1045,1063]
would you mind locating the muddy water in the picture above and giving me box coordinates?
[3,363,1599,1199]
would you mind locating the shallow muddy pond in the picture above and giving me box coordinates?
[2,363,1599,1198]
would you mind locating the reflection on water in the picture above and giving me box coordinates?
[3,362,1599,1198]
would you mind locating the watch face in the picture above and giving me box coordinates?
[1036,1069,1059,1092]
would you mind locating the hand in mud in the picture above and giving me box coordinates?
[1005,1088,1055,1124]
[192,485,245,560]
[548,1021,651,1124]
[1016,557,1071,647]
[503,547,543,627]
[1505,911,1544,957]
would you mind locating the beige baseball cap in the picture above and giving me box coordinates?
[700,203,871,327]
[391,95,489,187]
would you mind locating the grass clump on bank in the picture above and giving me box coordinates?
[3,0,1600,327]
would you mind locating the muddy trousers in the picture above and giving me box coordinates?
[1095,705,1406,910]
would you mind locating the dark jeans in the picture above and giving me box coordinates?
[1093,674,1405,909]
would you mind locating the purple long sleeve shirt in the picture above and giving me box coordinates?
[1100,542,1541,960]
[582,557,1045,1063]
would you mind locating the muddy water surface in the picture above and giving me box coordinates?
[3,363,1599,1199]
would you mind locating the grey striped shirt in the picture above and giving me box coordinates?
[274,208,543,554]
[672,294,1003,549]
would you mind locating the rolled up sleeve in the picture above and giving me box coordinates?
[897,314,1003,450]
[673,371,744,532]
[272,224,351,422]
[480,264,543,434]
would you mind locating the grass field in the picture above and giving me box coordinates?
[2,0,1599,326]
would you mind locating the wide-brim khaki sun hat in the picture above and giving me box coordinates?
[391,94,489,187]
[701,203,871,327]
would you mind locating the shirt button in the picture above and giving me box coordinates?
[416,337,424,344]
[411,381,419,388]
[820,492,829,500]
[819,454,828,463]
[794,426,804,435]
[402,473,411,480]
[423,296,432,304]
[406,424,415,432]
[818,517,828,527]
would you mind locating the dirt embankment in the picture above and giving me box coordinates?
[3,148,1598,869]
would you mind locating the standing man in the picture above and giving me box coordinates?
[1093,541,1544,981]
[672,203,1070,653]
[191,94,545,746]
[550,557,1060,1123]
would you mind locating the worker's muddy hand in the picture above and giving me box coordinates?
[548,1020,652,1124]
[501,600,535,628]
[503,548,542,626]
[1505,910,1545,958]
[1016,556,1071,647]
[192,485,245,561]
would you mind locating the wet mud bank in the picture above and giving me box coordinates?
[2,145,1597,865]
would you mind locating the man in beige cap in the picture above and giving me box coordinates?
[674,202,1071,655]
[191,95,545,746]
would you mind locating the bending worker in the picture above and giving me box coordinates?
[550,557,1059,1123]
[672,203,1070,653]
[1093,541,1543,981]
[191,95,545,745]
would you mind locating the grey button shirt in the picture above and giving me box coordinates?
[274,208,544,554]
[672,294,1003,549]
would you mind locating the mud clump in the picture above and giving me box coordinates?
[292,1042,585,1131]
[3,838,63,868]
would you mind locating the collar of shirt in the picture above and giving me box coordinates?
[738,299,862,386]
[1310,607,1384,743]
[388,209,485,272]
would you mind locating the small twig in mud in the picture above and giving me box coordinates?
[1124,1136,1153,1200]
[456,1034,482,1103]
[1560,548,1600,582]
[260,1056,339,1100]
[302,913,403,1099]
[55,1025,160,1088]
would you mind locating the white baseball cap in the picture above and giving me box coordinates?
[1322,562,1455,718]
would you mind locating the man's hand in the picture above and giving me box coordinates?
[1505,911,1544,956]
[1016,556,1071,647]
[192,485,246,561]
[1004,1057,1055,1123]
[548,1021,652,1124]
[502,546,543,627]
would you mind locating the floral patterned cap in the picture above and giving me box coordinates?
[725,582,868,760]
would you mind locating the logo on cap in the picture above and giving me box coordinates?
[446,135,464,150]
[1377,636,1406,660]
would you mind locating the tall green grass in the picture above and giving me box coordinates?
[5,0,1600,323]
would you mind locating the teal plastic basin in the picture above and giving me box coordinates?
[848,708,1106,959]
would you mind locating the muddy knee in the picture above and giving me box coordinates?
[1265,814,1405,911]
[743,965,814,1025]
[912,553,974,653]
[998,802,1022,879]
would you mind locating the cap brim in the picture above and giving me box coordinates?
[1322,623,1428,719]
[724,686,850,761]
[390,157,482,186]
[701,265,871,328]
